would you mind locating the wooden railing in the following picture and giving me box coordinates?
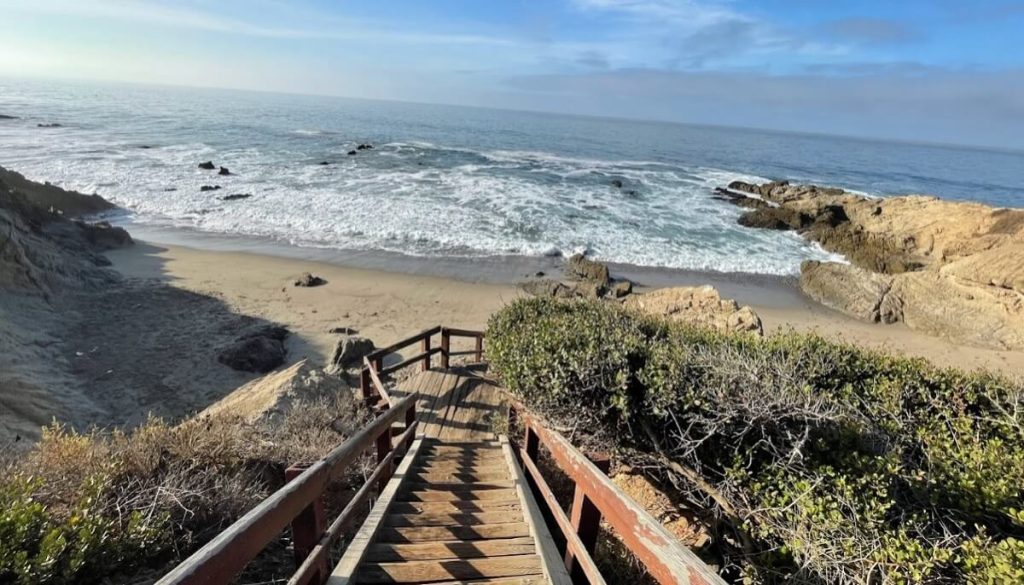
[513,410,727,585]
[155,395,418,585]
[359,325,485,405]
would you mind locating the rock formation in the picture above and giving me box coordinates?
[722,180,1024,350]
[625,285,763,336]
[200,359,350,423]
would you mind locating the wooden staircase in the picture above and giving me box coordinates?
[333,437,569,584]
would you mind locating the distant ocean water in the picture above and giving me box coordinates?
[1,78,1021,276]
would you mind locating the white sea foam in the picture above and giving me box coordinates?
[0,97,847,276]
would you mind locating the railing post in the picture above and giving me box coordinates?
[440,328,451,369]
[524,423,539,462]
[474,334,483,362]
[285,466,329,584]
[360,367,372,403]
[376,426,394,493]
[565,454,611,583]
[421,333,431,372]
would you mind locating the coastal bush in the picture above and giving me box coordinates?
[0,392,367,584]
[487,297,1024,584]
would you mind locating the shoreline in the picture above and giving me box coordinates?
[109,239,1024,377]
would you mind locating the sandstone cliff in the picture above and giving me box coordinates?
[720,181,1024,350]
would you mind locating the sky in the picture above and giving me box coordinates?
[1,0,1023,149]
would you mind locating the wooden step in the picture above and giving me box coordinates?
[401,488,519,502]
[406,578,545,585]
[390,500,522,515]
[384,510,524,527]
[357,554,542,583]
[364,537,537,562]
[376,523,532,543]
[404,480,515,492]
[418,452,506,462]
[412,462,510,474]
[410,470,511,483]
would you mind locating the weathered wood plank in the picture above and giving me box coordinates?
[356,554,542,583]
[500,435,573,585]
[365,538,538,562]
[400,488,520,502]
[410,470,512,483]
[403,480,515,491]
[326,437,425,585]
[375,523,532,543]
[390,500,522,515]
[412,462,510,474]
[384,510,524,527]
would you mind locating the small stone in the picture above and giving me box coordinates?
[294,272,327,287]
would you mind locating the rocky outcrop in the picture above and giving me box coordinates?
[200,360,350,423]
[218,166,231,175]
[723,180,1024,349]
[800,261,901,323]
[625,285,763,336]
[566,253,610,284]
[198,161,216,170]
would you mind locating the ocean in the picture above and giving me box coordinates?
[1,77,1022,277]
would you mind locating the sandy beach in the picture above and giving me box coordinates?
[110,240,1024,377]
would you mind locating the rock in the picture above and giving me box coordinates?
[198,161,216,170]
[293,272,327,287]
[239,325,290,342]
[201,360,352,423]
[0,114,17,120]
[610,179,624,189]
[328,326,359,335]
[218,166,231,176]
[737,207,812,230]
[330,335,376,369]
[74,221,134,251]
[893,271,1024,351]
[319,161,331,165]
[573,281,606,299]
[218,335,286,373]
[623,189,639,197]
[713,187,769,209]
[200,185,221,192]
[800,261,901,323]
[566,253,610,284]
[534,271,546,277]
[520,279,574,299]
[37,123,62,128]
[139,145,152,149]
[357,143,374,150]
[625,285,763,336]
[611,279,633,298]
[222,193,251,201]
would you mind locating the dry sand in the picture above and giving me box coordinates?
[110,241,1024,377]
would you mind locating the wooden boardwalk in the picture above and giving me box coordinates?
[329,368,569,584]
[389,367,507,441]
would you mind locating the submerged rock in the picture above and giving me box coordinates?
[625,285,763,336]
[222,193,251,201]
[37,123,62,128]
[218,166,232,175]
[198,161,216,170]
[357,143,374,150]
[347,150,357,156]
[200,185,221,192]
[0,114,18,120]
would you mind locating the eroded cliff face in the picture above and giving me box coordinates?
[720,180,1024,350]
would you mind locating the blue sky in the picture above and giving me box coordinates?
[1,0,1023,148]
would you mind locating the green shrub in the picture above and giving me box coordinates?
[487,297,1024,584]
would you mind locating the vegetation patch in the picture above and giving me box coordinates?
[488,297,1024,584]
[0,393,366,585]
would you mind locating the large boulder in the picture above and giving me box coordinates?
[737,207,812,230]
[625,285,763,336]
[893,272,1024,351]
[800,261,901,323]
[330,335,375,369]
[200,360,351,423]
[566,254,610,284]
[218,328,288,373]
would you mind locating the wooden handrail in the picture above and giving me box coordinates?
[156,394,417,585]
[516,412,726,585]
[359,326,485,402]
